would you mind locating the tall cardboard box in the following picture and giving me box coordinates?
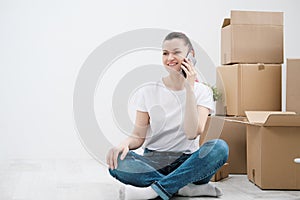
[201,116,247,174]
[286,59,300,114]
[216,64,281,116]
[221,10,283,64]
[246,111,300,190]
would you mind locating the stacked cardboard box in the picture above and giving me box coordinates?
[244,58,300,190]
[216,10,283,117]
[286,59,300,113]
[202,10,286,182]
[246,111,300,189]
[216,64,281,116]
[201,116,247,174]
[209,10,300,190]
[221,10,283,65]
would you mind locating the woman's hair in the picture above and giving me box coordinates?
[163,32,194,52]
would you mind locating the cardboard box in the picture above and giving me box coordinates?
[286,59,300,114]
[221,10,283,64]
[216,64,281,116]
[211,163,229,182]
[200,116,247,174]
[246,111,300,190]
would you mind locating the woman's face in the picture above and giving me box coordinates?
[162,38,189,73]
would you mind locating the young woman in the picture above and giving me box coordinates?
[106,32,229,200]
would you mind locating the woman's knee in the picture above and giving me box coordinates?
[108,151,135,177]
[202,139,229,160]
[213,139,229,161]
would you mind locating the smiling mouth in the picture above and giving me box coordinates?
[167,63,178,67]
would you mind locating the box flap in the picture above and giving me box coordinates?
[222,18,231,28]
[245,111,279,124]
[264,114,300,127]
[230,10,283,26]
[245,111,300,126]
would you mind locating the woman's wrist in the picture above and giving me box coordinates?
[185,80,195,91]
[119,139,130,148]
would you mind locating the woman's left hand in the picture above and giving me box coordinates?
[181,58,197,89]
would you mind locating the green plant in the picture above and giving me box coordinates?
[203,83,222,102]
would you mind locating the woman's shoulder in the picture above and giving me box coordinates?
[194,82,213,97]
[194,81,211,91]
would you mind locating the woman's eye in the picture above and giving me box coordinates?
[174,51,181,54]
[163,52,168,55]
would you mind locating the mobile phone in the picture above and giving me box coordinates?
[181,52,197,78]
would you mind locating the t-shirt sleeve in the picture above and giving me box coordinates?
[194,83,215,114]
[131,87,148,112]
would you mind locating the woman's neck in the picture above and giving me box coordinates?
[162,75,185,91]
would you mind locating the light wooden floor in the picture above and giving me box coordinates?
[0,159,299,200]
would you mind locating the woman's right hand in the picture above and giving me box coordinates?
[106,111,149,170]
[106,143,129,170]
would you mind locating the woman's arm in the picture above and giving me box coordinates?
[181,57,210,139]
[183,86,210,140]
[196,106,210,134]
[106,110,150,169]
[127,110,150,149]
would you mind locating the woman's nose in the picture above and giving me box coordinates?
[167,53,175,61]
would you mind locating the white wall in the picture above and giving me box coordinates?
[1,0,299,160]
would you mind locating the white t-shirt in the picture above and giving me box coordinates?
[131,79,214,154]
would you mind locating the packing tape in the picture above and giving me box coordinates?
[294,158,300,164]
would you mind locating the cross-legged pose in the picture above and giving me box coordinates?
[106,31,229,200]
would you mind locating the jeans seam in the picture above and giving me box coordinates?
[151,181,172,200]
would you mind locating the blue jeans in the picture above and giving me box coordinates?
[109,139,229,200]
